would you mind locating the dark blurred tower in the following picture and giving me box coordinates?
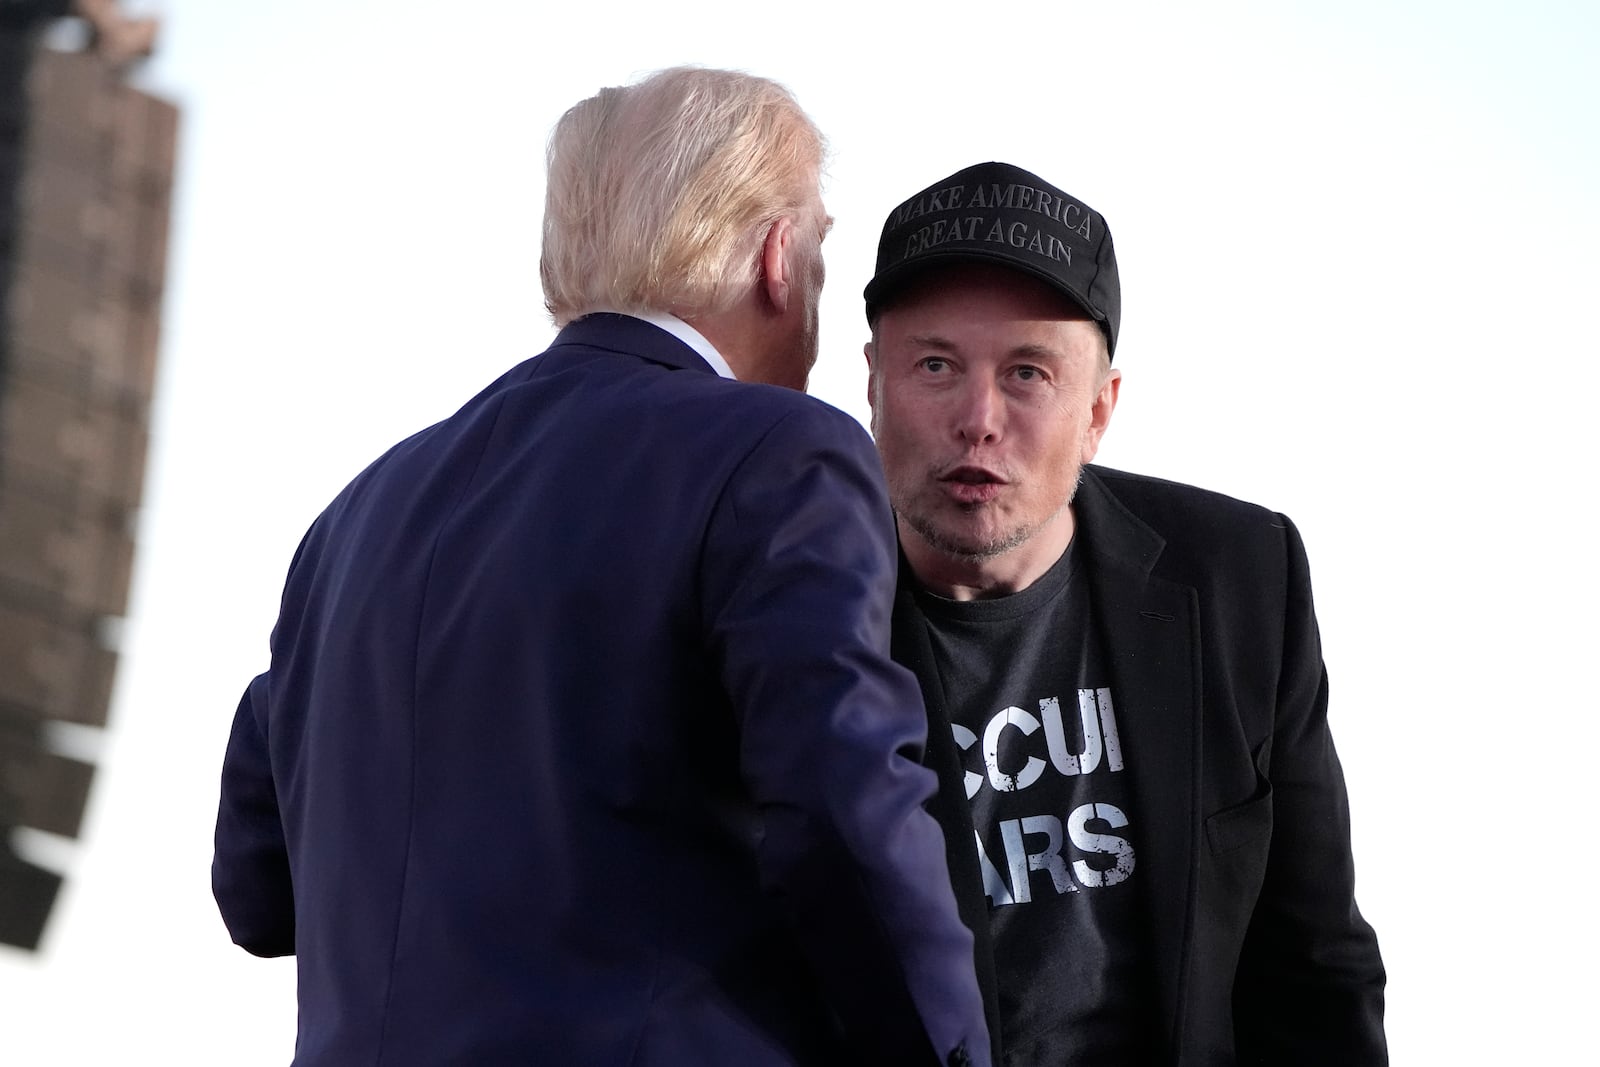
[0,0,174,950]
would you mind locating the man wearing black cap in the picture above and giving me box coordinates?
[863,162,1386,1065]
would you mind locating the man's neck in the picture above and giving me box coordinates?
[902,507,1076,601]
[684,302,775,385]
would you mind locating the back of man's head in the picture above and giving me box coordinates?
[541,67,825,327]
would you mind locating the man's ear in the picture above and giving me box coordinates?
[761,216,795,314]
[1082,368,1122,463]
[863,340,877,414]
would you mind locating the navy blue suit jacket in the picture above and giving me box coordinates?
[213,315,989,1066]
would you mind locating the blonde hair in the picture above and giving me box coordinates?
[541,67,826,326]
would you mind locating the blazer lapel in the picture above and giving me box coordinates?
[1075,468,1202,1062]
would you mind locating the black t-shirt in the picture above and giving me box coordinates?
[913,543,1159,1065]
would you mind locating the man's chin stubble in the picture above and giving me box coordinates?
[900,511,1033,564]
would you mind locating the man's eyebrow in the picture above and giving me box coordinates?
[899,336,1071,366]
[907,336,1067,360]
[1007,342,1069,363]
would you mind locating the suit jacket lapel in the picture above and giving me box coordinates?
[1075,468,1202,1061]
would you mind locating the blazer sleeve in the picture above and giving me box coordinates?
[212,670,296,957]
[700,403,990,1067]
[1233,515,1386,1064]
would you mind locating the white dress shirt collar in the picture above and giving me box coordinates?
[588,309,736,380]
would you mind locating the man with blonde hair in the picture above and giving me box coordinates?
[213,68,989,1067]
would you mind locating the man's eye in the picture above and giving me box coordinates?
[1014,366,1043,381]
[919,358,949,374]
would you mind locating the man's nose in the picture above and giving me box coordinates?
[955,379,1003,445]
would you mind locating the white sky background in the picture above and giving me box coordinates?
[3,0,1597,1061]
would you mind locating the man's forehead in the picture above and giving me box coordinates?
[880,262,1095,323]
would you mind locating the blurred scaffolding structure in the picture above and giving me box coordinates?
[0,0,174,950]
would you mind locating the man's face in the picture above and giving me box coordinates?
[867,263,1119,578]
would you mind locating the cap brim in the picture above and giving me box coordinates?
[864,248,1107,329]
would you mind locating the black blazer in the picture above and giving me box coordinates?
[895,465,1386,1066]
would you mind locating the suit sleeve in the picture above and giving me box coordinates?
[700,404,990,1067]
[212,670,296,957]
[1234,515,1386,1064]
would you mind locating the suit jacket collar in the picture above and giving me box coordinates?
[551,312,723,376]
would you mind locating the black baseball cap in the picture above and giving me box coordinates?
[863,161,1121,358]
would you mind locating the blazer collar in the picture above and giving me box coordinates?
[1073,466,1165,577]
